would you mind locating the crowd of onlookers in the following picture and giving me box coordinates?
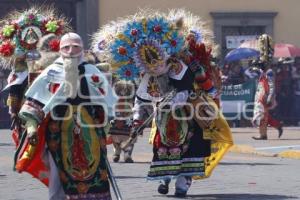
[221,57,300,126]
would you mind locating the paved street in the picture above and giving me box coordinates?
[0,127,300,200]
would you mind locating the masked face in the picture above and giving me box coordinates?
[59,33,83,59]
[60,42,82,58]
[147,62,169,76]
[59,33,84,98]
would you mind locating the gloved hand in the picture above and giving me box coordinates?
[10,113,21,131]
[109,119,115,125]
[168,90,189,110]
[120,120,143,150]
[130,120,144,137]
[25,118,38,145]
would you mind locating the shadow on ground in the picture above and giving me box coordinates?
[161,193,298,200]
[112,161,150,164]
[0,143,13,146]
[116,175,146,179]
[220,162,283,166]
[267,138,300,141]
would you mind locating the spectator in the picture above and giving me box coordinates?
[291,57,300,125]
[275,58,293,124]
[221,64,230,84]
[227,61,245,84]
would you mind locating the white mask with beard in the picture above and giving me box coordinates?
[63,57,81,99]
[59,33,84,99]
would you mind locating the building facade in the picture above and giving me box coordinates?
[98,0,300,58]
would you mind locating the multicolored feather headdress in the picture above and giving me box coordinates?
[91,9,216,81]
[0,6,71,68]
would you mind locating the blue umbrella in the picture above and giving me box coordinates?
[224,48,260,63]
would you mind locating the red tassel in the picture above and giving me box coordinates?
[187,38,212,69]
[199,79,213,91]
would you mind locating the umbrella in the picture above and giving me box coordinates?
[240,40,300,58]
[224,47,260,63]
[273,43,300,58]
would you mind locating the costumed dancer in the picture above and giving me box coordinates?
[109,79,136,163]
[17,32,118,200]
[92,27,137,163]
[94,9,233,197]
[0,7,69,146]
[251,34,283,140]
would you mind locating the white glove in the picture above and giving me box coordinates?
[25,118,38,145]
[170,90,189,109]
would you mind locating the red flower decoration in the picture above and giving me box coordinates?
[125,69,132,77]
[91,74,100,83]
[131,29,138,36]
[153,25,162,33]
[48,39,60,52]
[170,40,177,47]
[118,46,127,55]
[0,41,15,57]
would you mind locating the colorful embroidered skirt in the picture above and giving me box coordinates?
[147,121,211,180]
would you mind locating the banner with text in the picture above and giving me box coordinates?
[221,80,256,120]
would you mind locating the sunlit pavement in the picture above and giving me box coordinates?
[230,127,300,158]
[1,127,300,200]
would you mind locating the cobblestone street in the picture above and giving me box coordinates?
[1,127,300,200]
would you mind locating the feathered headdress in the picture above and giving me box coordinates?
[258,34,274,64]
[32,33,61,71]
[0,6,71,69]
[166,9,217,72]
[91,9,216,81]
